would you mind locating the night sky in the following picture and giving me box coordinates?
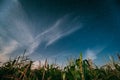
[0,0,120,66]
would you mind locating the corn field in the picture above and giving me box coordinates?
[0,53,120,80]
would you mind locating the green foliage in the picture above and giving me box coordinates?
[0,52,120,80]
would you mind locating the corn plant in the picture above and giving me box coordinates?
[0,52,120,80]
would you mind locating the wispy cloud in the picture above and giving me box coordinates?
[0,0,34,45]
[0,0,34,62]
[27,14,82,55]
[85,49,97,60]
[84,47,105,61]
[0,40,18,62]
[45,24,81,47]
[0,0,82,62]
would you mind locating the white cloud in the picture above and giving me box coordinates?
[0,40,18,62]
[0,0,34,57]
[0,0,34,45]
[85,49,97,60]
[26,14,82,55]
[84,47,105,61]
[0,0,82,62]
[46,25,81,47]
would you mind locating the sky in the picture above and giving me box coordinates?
[0,0,120,66]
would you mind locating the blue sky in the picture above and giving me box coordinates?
[0,0,120,66]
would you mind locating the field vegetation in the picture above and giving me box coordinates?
[0,52,120,80]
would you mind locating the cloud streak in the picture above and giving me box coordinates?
[27,15,82,55]
[85,49,97,60]
[0,0,34,45]
[0,0,82,62]
[0,0,34,62]
[0,40,18,62]
[84,47,105,61]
